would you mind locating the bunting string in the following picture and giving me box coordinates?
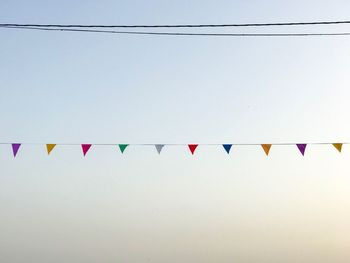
[0,142,347,157]
[5,20,350,37]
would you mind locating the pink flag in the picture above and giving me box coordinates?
[81,144,92,156]
[12,143,21,157]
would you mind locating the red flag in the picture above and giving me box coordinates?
[188,144,198,155]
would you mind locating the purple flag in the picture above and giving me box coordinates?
[296,144,307,156]
[12,143,21,157]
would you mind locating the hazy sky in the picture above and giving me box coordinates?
[1,1,350,262]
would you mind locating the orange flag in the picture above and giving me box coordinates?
[332,143,343,153]
[261,144,272,156]
[46,144,56,155]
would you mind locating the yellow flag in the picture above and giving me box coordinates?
[332,143,343,153]
[261,144,272,156]
[46,144,56,155]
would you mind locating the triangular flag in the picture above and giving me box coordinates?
[119,144,129,153]
[12,143,21,157]
[222,144,232,154]
[261,144,272,156]
[296,144,307,156]
[155,144,164,154]
[81,144,92,156]
[332,143,343,153]
[46,144,56,155]
[188,144,198,155]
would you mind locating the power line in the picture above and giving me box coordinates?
[3,26,350,37]
[2,20,350,28]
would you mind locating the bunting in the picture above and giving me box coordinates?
[333,143,343,153]
[12,143,21,157]
[46,144,56,155]
[261,144,272,156]
[155,144,164,154]
[1,142,349,158]
[119,144,128,153]
[296,144,307,156]
[222,144,232,154]
[81,144,92,156]
[188,144,198,155]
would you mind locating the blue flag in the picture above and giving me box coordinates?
[222,144,232,154]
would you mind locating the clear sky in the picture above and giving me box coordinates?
[1,0,350,262]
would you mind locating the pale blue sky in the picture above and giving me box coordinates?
[1,1,350,262]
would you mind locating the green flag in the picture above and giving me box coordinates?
[119,144,129,153]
